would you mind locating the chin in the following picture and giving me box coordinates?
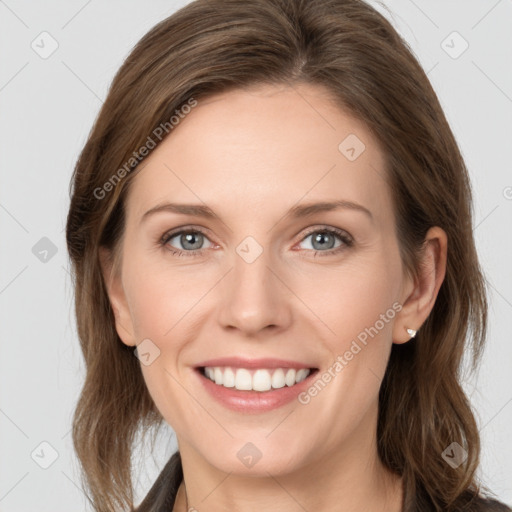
[195,440,309,477]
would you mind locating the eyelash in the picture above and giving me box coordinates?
[159,225,354,258]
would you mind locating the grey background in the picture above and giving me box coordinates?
[0,0,511,510]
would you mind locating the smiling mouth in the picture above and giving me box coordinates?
[198,366,319,392]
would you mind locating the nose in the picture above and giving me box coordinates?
[217,245,292,337]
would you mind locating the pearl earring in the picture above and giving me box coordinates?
[406,328,417,338]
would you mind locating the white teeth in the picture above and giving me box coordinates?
[235,369,252,390]
[296,368,309,383]
[285,369,296,386]
[223,367,235,387]
[203,366,311,391]
[253,369,272,391]
[271,368,286,389]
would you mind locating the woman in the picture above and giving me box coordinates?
[65,0,511,510]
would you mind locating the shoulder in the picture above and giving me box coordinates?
[475,498,512,511]
[133,451,183,512]
[462,494,512,512]
[417,487,511,512]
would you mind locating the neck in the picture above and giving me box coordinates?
[173,407,403,512]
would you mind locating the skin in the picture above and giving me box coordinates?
[100,82,447,512]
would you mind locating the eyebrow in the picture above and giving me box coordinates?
[140,199,373,224]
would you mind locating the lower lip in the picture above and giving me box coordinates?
[195,368,317,413]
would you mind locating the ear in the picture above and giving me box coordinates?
[99,247,137,347]
[393,226,448,344]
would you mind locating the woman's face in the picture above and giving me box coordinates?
[107,83,415,476]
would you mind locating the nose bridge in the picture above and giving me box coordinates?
[218,235,290,335]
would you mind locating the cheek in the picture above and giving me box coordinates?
[123,255,204,339]
[298,255,400,428]
[298,257,399,349]
[290,264,399,450]
[121,260,210,415]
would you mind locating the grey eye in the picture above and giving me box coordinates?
[166,231,213,251]
[300,230,343,251]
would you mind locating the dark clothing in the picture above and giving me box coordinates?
[135,452,182,512]
[134,451,511,512]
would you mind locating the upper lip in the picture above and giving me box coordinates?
[195,357,316,369]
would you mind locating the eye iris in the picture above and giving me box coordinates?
[168,229,344,253]
[312,231,335,250]
[181,232,203,250]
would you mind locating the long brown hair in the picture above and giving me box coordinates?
[65,0,501,510]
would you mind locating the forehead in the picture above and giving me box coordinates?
[126,83,393,228]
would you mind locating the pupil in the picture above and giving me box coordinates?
[313,232,334,250]
[183,232,202,250]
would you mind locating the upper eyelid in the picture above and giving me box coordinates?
[161,225,215,244]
